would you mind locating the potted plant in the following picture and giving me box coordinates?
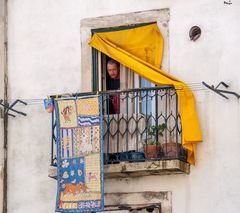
[161,132,188,161]
[143,123,166,159]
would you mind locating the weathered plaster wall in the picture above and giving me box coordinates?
[6,0,240,213]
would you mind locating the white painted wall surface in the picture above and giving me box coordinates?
[6,0,240,213]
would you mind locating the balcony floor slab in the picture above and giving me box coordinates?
[49,159,190,179]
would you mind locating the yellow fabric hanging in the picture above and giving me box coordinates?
[89,23,202,165]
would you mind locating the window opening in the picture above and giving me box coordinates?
[91,22,156,92]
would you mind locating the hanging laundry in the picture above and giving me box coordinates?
[44,98,54,113]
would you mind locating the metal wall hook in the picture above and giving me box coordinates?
[202,81,240,99]
[0,99,27,117]
[215,82,229,89]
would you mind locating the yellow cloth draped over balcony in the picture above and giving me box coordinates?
[89,23,202,165]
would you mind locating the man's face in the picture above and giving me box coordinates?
[107,63,119,79]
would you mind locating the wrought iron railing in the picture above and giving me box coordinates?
[50,86,187,167]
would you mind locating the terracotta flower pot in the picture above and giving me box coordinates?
[161,142,187,161]
[143,145,162,159]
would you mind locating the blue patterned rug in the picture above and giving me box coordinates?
[54,96,104,212]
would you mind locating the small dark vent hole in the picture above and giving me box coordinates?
[189,26,201,41]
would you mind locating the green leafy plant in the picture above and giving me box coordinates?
[145,123,167,145]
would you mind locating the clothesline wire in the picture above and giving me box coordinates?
[1,85,209,104]
[1,89,210,107]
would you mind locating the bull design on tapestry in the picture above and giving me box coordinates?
[55,96,104,212]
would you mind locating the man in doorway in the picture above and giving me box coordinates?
[106,59,120,114]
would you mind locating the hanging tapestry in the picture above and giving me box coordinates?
[54,96,104,212]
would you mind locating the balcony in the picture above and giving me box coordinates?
[49,86,190,179]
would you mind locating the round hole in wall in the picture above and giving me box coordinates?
[189,26,201,41]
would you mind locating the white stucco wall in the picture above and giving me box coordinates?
[6,0,240,213]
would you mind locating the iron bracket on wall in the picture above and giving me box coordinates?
[202,81,240,99]
[0,99,27,117]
